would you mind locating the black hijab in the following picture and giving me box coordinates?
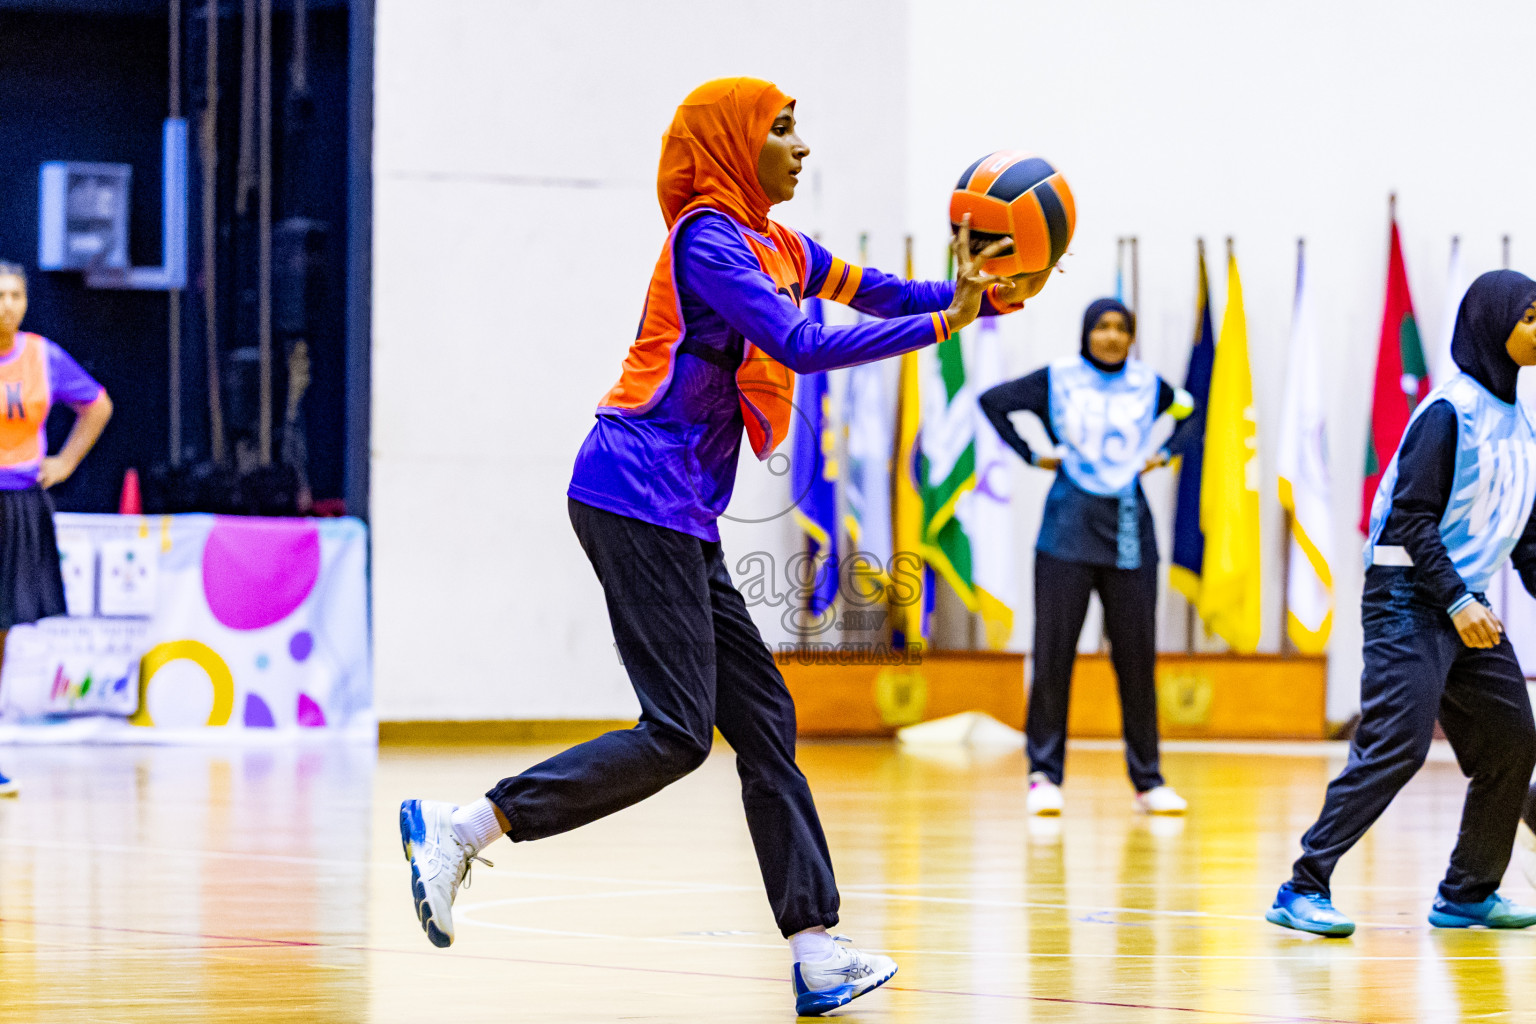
[1080,297,1136,373]
[1450,269,1536,404]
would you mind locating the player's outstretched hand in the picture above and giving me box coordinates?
[1452,601,1503,649]
[945,215,1008,332]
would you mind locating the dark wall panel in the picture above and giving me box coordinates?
[0,3,354,513]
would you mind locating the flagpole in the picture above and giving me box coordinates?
[1226,235,1238,653]
[1183,238,1205,655]
[1226,234,1235,653]
[1130,236,1141,357]
[1504,234,1512,270]
[1222,235,1239,652]
[1279,237,1302,657]
[1131,236,1140,314]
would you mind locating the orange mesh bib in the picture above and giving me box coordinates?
[0,334,50,470]
[598,210,805,460]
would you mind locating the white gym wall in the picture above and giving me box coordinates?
[371,0,911,720]
[373,0,1536,723]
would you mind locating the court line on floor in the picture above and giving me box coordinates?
[0,913,1379,1023]
[0,836,1481,930]
[452,914,1536,960]
[3,836,1486,896]
[460,880,1460,934]
[0,838,1463,900]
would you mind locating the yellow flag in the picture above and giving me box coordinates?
[889,238,925,647]
[891,348,925,647]
[1196,247,1262,652]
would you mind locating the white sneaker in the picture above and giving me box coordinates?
[399,799,491,947]
[793,944,898,1016]
[1516,819,1536,890]
[1026,772,1062,815]
[1135,785,1187,815]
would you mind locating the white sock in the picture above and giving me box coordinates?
[789,926,837,963]
[450,798,505,854]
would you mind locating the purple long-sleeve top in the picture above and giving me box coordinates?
[569,211,1014,540]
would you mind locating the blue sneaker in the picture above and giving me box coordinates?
[0,769,17,797]
[1429,892,1536,929]
[793,945,898,1016]
[399,799,491,948]
[1265,882,1355,937]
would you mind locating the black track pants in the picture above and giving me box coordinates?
[1027,549,1165,792]
[487,499,840,937]
[1290,566,1536,903]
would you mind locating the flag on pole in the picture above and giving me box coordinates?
[844,237,893,584]
[892,349,925,646]
[844,362,893,570]
[918,307,979,610]
[1196,244,1262,652]
[789,297,839,618]
[966,317,1016,648]
[1360,210,1429,533]
[890,240,925,648]
[1170,243,1217,603]
[1430,236,1467,387]
[1277,241,1333,653]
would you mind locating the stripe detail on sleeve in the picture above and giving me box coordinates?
[931,312,951,343]
[986,283,1025,313]
[815,258,865,304]
[1168,387,1195,420]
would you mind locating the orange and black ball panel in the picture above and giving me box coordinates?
[950,150,1076,277]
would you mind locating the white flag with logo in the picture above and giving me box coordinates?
[845,357,894,573]
[1277,244,1334,653]
[961,318,1016,649]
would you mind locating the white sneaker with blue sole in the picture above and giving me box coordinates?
[399,799,491,948]
[793,945,898,1016]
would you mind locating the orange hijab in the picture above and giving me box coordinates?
[657,77,792,232]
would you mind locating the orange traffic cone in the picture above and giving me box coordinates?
[118,468,142,515]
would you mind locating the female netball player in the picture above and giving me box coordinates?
[398,78,1049,1016]
[979,298,1198,817]
[0,263,113,797]
[1268,269,1536,936]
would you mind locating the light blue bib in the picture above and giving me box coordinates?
[1047,356,1161,497]
[1366,372,1536,593]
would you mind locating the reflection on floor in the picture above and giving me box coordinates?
[0,738,1532,1022]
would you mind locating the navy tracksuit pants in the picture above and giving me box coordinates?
[487,499,840,938]
[1027,550,1165,792]
[1290,566,1536,903]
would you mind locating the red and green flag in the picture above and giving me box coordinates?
[1360,216,1429,533]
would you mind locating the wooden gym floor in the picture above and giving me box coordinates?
[1,738,1533,1022]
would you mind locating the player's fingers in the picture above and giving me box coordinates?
[975,237,1013,264]
[957,214,973,265]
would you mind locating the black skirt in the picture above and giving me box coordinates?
[0,486,66,630]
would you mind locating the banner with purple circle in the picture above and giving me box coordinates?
[0,514,371,737]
